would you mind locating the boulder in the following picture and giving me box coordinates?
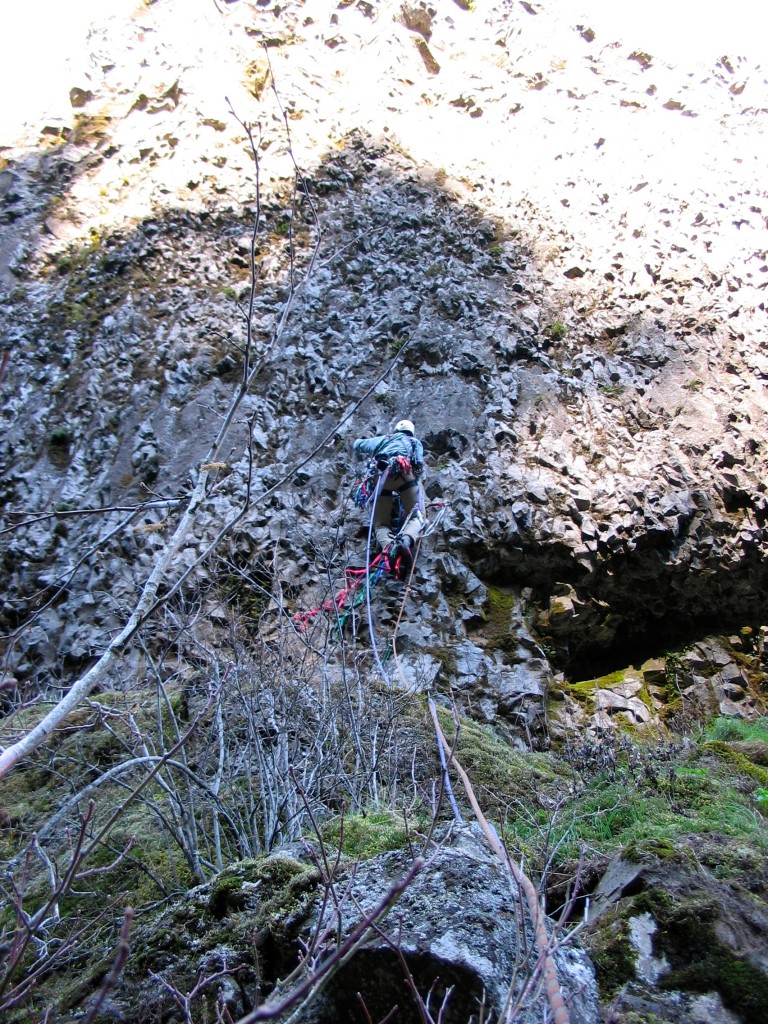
[300,826,600,1024]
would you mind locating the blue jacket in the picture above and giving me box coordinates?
[354,432,424,470]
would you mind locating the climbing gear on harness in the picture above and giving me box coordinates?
[351,465,379,510]
[352,452,418,510]
[395,419,415,435]
[389,454,415,479]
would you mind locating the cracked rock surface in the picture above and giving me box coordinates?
[1,3,768,1022]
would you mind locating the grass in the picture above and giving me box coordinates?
[545,320,567,341]
[320,808,425,860]
[506,749,768,868]
[706,716,768,744]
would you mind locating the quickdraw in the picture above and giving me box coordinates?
[351,461,380,509]
[352,454,418,510]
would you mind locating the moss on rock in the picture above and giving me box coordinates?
[703,740,768,788]
[482,585,518,654]
[320,809,426,861]
[585,907,637,997]
[439,707,574,815]
[653,897,768,1024]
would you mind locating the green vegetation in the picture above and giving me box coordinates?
[71,112,112,147]
[702,740,768,787]
[243,59,270,100]
[208,855,319,930]
[429,644,458,678]
[482,589,529,657]
[654,897,768,1023]
[706,715,768,744]
[564,669,655,719]
[320,809,425,860]
[374,390,396,410]
[442,709,574,816]
[545,320,567,341]
[506,740,768,870]
[49,427,73,447]
[587,907,636,995]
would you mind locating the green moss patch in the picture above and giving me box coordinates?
[653,897,768,1024]
[707,715,768,745]
[442,708,574,814]
[565,668,646,708]
[320,808,426,861]
[584,907,636,996]
[481,586,518,655]
[703,740,768,787]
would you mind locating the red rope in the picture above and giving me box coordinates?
[293,552,390,630]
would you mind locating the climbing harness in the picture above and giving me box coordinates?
[352,454,417,510]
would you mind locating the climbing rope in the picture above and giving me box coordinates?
[291,553,389,633]
[429,710,572,1024]
[352,455,417,511]
[292,472,445,636]
[295,451,568,1020]
[383,507,568,1022]
[365,468,391,682]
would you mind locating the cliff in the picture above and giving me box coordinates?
[1,3,767,1022]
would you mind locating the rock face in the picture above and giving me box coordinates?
[550,632,768,739]
[297,827,600,1024]
[2,1,767,694]
[2,122,767,721]
[1,3,768,1023]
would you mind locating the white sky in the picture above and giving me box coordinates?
[2,0,766,146]
[0,0,136,142]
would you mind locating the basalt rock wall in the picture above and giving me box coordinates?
[2,128,767,701]
[2,5,768,1023]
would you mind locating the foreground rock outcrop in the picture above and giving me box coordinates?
[585,846,768,1024]
[79,827,600,1024]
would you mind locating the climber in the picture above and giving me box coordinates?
[353,418,425,577]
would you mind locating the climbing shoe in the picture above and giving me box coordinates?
[389,535,413,580]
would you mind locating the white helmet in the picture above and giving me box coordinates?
[395,419,415,435]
